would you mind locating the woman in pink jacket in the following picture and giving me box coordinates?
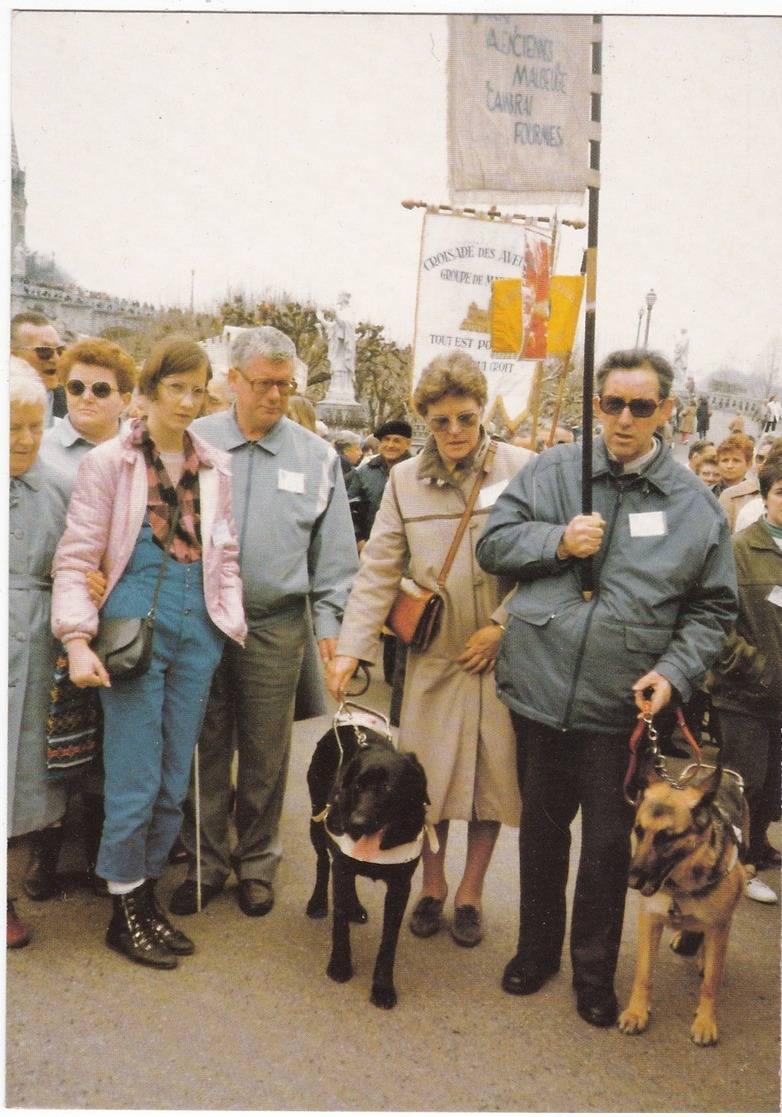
[52,336,246,970]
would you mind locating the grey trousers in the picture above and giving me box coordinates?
[180,607,308,887]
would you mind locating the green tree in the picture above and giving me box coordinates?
[103,308,222,363]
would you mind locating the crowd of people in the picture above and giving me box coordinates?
[8,310,781,1030]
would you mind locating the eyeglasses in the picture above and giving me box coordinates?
[160,380,207,401]
[16,345,65,360]
[427,411,481,433]
[599,395,661,419]
[237,369,298,396]
[66,379,121,399]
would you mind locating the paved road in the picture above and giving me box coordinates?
[7,672,780,1111]
[7,408,779,1111]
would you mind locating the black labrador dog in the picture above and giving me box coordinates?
[306,705,429,1009]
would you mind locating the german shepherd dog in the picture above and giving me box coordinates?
[306,707,429,1009]
[619,762,748,1046]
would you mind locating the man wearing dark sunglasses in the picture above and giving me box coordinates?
[477,348,737,1029]
[10,311,67,427]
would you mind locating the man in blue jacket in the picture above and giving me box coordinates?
[476,349,737,1027]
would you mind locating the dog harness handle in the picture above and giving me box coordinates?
[623,703,703,806]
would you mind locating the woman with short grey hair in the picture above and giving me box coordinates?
[8,372,70,948]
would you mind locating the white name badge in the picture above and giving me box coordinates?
[767,586,782,609]
[477,479,509,510]
[629,511,667,538]
[211,519,232,547]
[278,469,305,494]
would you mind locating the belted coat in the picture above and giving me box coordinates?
[335,434,533,826]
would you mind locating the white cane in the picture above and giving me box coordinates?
[194,743,202,913]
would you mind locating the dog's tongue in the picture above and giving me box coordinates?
[352,831,383,861]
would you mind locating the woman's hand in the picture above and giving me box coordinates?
[85,570,107,606]
[326,655,361,701]
[456,624,503,676]
[66,638,111,688]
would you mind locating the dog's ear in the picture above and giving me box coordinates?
[692,761,723,814]
[400,751,428,796]
[327,754,363,833]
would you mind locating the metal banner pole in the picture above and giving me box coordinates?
[580,15,602,602]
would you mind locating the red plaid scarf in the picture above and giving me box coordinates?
[130,419,203,563]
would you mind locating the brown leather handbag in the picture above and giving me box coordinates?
[386,441,497,652]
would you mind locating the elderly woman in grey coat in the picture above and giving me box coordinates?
[327,352,533,948]
[8,370,71,948]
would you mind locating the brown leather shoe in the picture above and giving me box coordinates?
[409,895,446,938]
[451,904,483,947]
[7,900,30,949]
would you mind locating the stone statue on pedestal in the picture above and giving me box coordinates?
[673,329,690,377]
[317,292,357,404]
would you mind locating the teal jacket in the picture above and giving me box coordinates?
[476,437,738,733]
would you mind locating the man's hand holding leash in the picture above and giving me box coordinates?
[632,671,673,716]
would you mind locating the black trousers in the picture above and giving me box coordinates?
[510,713,635,991]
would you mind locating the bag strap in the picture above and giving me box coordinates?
[147,504,181,621]
[436,440,497,590]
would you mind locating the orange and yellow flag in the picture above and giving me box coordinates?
[490,273,584,357]
[548,275,585,355]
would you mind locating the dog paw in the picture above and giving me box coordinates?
[306,898,328,919]
[371,983,398,1010]
[327,958,353,984]
[618,1005,650,1035]
[690,1013,719,1046]
[348,901,368,924]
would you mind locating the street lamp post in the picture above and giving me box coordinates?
[634,307,644,347]
[643,288,657,347]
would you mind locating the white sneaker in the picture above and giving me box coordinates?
[746,875,778,904]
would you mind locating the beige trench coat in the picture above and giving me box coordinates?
[336,435,534,826]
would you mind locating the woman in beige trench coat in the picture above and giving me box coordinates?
[328,353,534,948]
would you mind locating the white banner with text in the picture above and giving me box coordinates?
[412,211,552,428]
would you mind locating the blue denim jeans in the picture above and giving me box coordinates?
[96,523,225,883]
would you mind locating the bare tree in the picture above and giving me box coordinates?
[754,336,782,399]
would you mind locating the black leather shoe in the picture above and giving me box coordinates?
[105,887,177,970]
[501,955,559,996]
[238,879,274,917]
[575,986,618,1028]
[143,881,195,955]
[23,827,64,901]
[169,879,223,916]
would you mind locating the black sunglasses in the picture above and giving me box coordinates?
[18,345,66,360]
[599,395,661,419]
[66,379,120,399]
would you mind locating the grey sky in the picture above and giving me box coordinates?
[10,9,782,382]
